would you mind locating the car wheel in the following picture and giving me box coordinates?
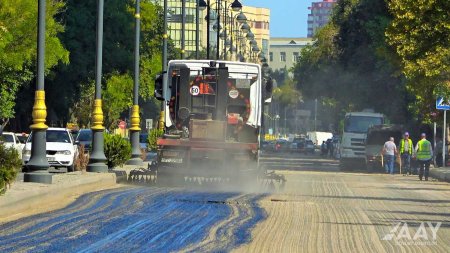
[67,164,75,172]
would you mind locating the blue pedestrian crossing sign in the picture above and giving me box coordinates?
[436,97,450,110]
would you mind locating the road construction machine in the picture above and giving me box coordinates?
[128,60,285,188]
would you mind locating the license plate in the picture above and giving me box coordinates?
[47,157,55,161]
[161,158,183,163]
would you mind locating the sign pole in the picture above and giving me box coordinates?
[443,110,446,167]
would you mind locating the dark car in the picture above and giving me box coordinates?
[290,137,306,153]
[75,129,92,153]
[304,139,315,154]
[274,139,290,152]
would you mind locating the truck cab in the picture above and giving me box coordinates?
[365,125,402,172]
[153,60,273,181]
[340,111,384,170]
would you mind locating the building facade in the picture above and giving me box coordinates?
[240,6,270,61]
[307,0,336,38]
[154,0,269,61]
[269,37,313,73]
[155,0,202,55]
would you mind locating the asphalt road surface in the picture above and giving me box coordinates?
[1,152,450,252]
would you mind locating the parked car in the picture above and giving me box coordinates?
[75,129,92,153]
[290,137,306,153]
[15,133,28,144]
[260,141,267,149]
[22,128,78,172]
[1,132,25,158]
[275,139,290,152]
[140,133,149,151]
[304,139,315,154]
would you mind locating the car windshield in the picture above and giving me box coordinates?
[344,116,383,133]
[77,130,92,142]
[27,130,71,143]
[1,134,14,143]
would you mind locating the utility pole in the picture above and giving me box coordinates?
[87,0,108,173]
[25,0,52,183]
[314,98,317,131]
[181,0,186,59]
[127,0,143,166]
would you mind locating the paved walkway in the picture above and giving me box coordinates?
[1,171,119,223]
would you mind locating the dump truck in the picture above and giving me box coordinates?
[339,110,385,170]
[129,60,285,188]
[365,124,403,172]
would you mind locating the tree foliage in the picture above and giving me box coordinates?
[273,78,302,107]
[104,133,131,169]
[9,0,180,130]
[386,0,450,121]
[103,73,134,130]
[293,0,410,126]
[0,0,69,127]
[0,143,22,194]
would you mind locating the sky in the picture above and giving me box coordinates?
[242,0,316,37]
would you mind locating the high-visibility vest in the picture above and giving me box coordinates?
[416,139,432,160]
[399,138,413,155]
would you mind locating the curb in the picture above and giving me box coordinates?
[430,168,450,182]
[0,172,118,223]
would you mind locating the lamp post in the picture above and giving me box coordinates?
[24,0,52,184]
[275,114,280,136]
[201,0,242,60]
[127,0,143,166]
[196,0,203,58]
[314,98,318,131]
[159,0,168,130]
[87,0,108,173]
[181,0,186,59]
[223,10,246,60]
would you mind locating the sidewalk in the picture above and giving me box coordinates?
[0,171,119,223]
[430,166,450,182]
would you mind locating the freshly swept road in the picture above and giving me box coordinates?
[1,152,449,252]
[0,188,265,252]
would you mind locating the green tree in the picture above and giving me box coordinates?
[273,78,302,107]
[0,0,69,129]
[293,0,409,127]
[386,0,450,121]
[40,0,179,128]
[103,73,134,130]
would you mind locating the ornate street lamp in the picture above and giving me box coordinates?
[87,0,108,173]
[219,31,227,39]
[213,22,222,32]
[231,0,243,11]
[196,0,207,58]
[181,0,186,59]
[240,22,250,33]
[201,0,243,60]
[246,30,254,40]
[236,11,247,23]
[25,0,52,183]
[127,0,143,166]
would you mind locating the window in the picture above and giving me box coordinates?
[293,52,300,62]
[269,52,273,62]
[280,52,286,62]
